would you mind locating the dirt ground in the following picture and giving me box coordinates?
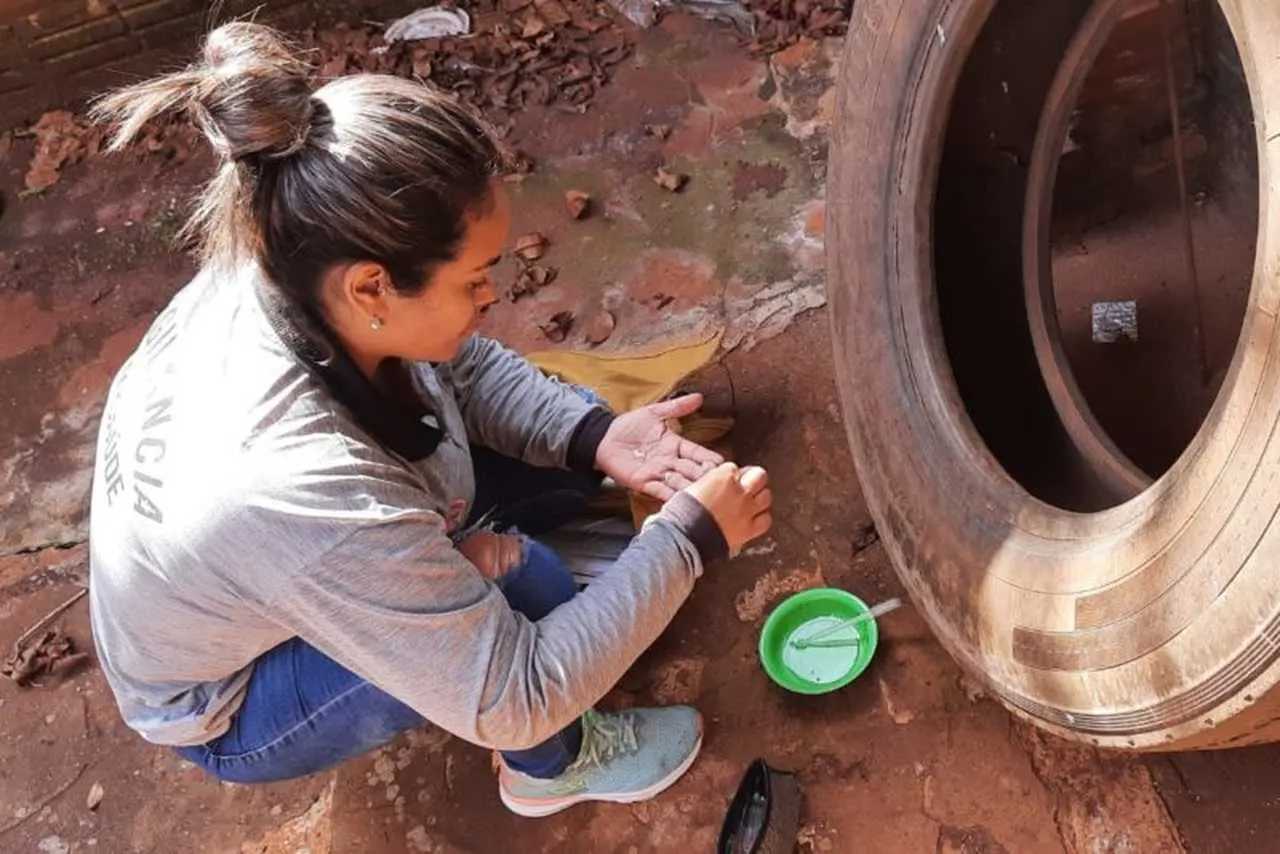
[2,13,1280,854]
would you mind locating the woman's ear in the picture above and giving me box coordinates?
[341,262,392,319]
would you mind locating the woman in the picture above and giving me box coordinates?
[87,22,773,818]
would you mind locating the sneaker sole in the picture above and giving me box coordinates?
[499,731,704,819]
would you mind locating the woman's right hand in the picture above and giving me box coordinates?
[683,462,773,556]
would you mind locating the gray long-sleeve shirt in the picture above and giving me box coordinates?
[88,267,712,748]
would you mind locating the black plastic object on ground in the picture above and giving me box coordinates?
[717,759,803,854]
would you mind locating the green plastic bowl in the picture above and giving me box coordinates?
[758,588,879,695]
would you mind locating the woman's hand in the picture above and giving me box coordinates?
[684,463,773,556]
[457,531,524,580]
[595,394,725,501]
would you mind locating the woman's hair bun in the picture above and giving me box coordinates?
[95,22,315,163]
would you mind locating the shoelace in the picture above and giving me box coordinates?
[566,710,639,775]
[500,710,642,796]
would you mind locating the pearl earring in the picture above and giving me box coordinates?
[370,317,382,331]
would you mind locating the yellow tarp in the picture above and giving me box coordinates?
[526,333,723,414]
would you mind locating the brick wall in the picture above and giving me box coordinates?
[0,0,422,129]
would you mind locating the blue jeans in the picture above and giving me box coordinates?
[177,543,582,783]
[178,446,602,784]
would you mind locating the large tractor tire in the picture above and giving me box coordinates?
[828,0,1280,750]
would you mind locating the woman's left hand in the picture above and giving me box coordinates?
[457,531,525,581]
[595,394,725,501]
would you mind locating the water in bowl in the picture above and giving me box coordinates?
[781,615,861,684]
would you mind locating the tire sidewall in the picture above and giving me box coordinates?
[828,0,1280,749]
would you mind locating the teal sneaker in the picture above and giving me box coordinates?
[498,706,704,818]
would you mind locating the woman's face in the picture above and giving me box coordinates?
[326,181,511,369]
[387,183,510,363]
